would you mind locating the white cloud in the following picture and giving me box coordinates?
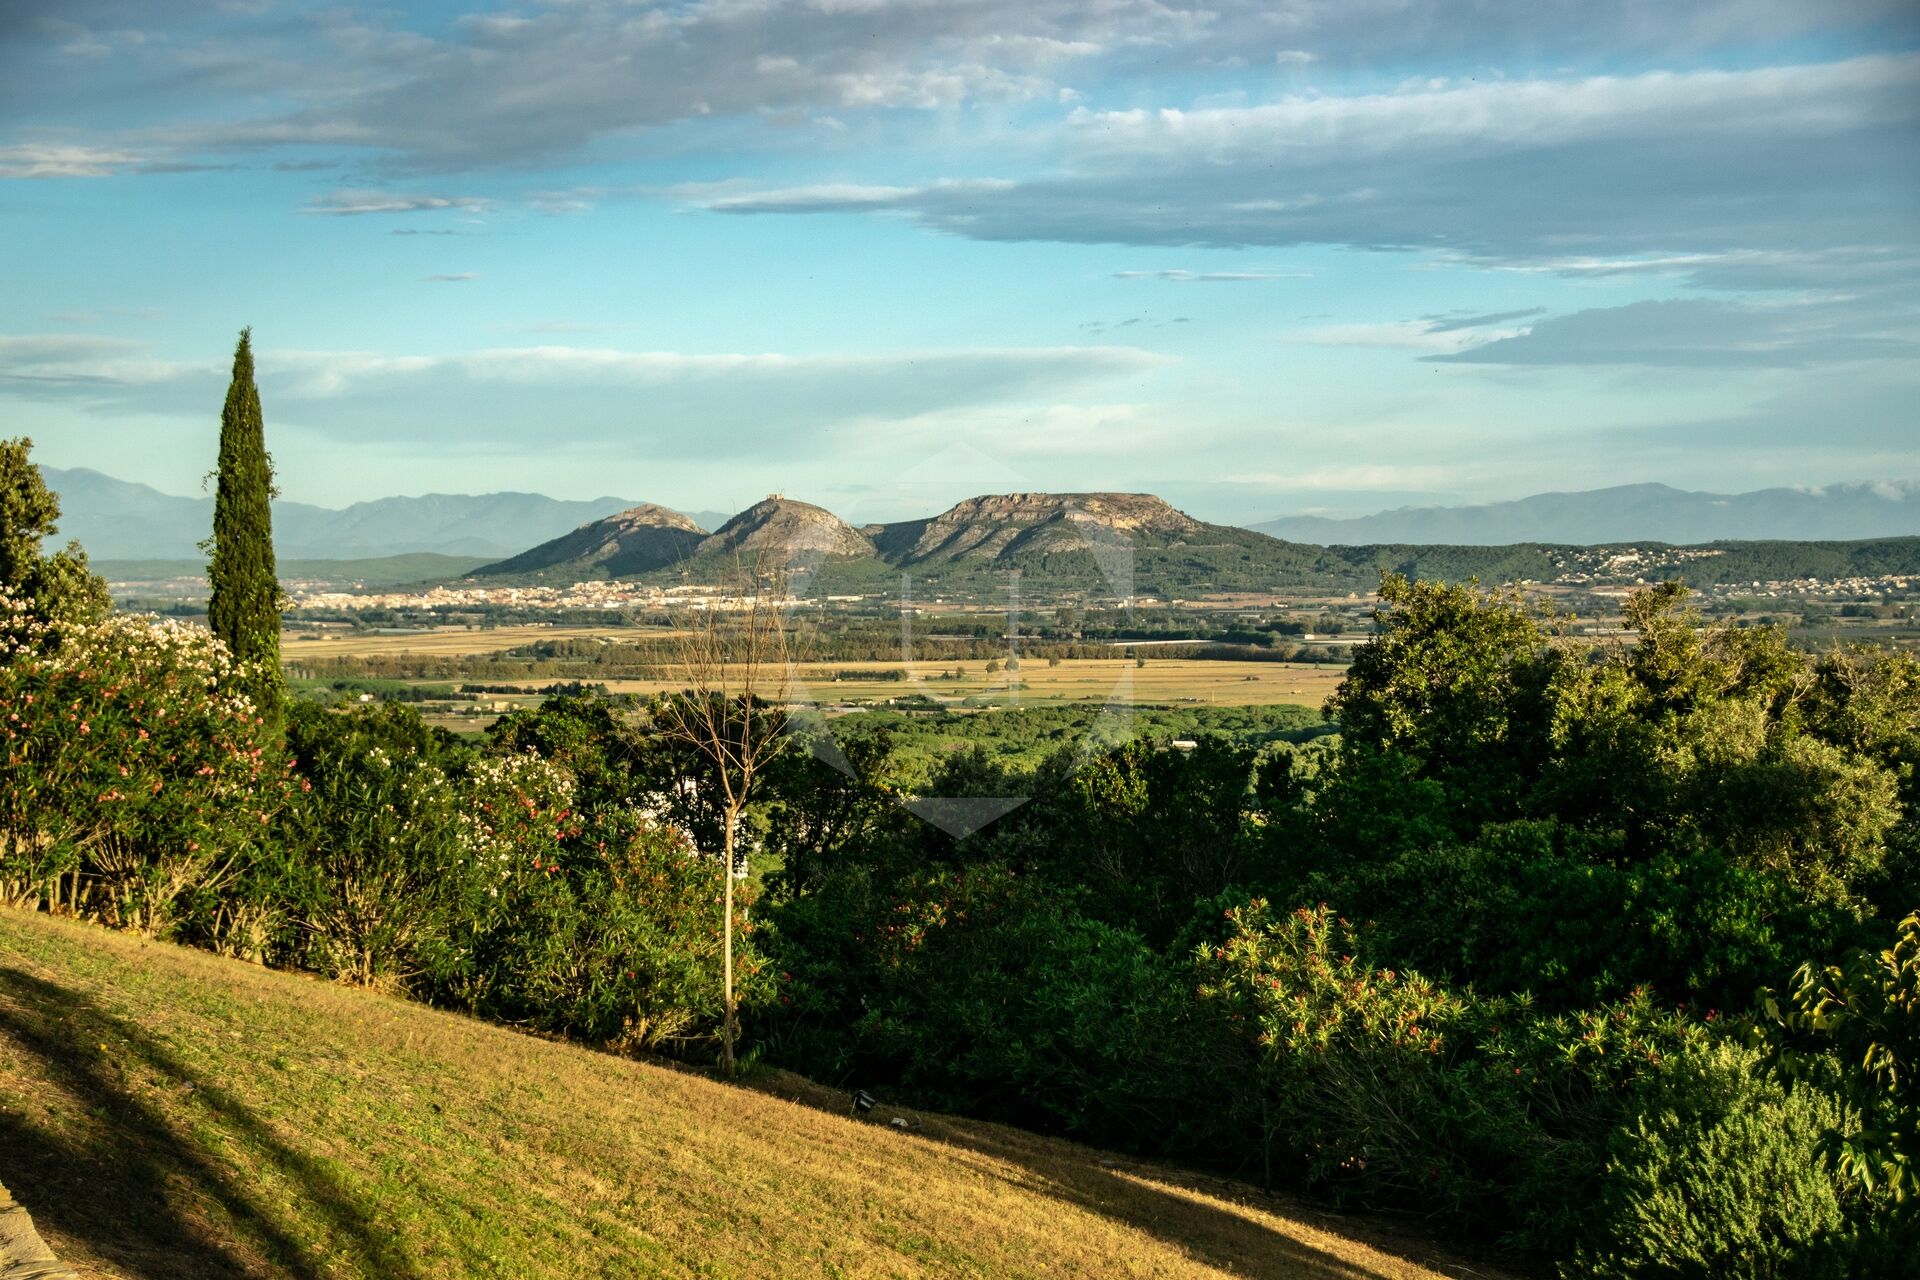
[0,143,141,178]
[0,337,1174,454]
[1065,55,1917,158]
[704,54,1919,273]
[303,189,495,216]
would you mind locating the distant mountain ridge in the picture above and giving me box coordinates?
[1249,482,1920,546]
[39,467,648,560]
[479,491,1328,590]
[477,488,1920,597]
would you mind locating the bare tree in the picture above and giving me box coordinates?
[649,557,796,1075]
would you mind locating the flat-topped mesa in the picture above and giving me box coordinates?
[472,502,704,577]
[875,491,1204,564]
[697,495,874,560]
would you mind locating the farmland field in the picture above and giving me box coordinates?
[597,658,1349,710]
[282,623,648,659]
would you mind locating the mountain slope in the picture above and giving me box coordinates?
[39,467,644,560]
[0,910,1474,1280]
[471,504,706,579]
[1251,481,1920,546]
[870,492,1203,565]
[697,495,874,560]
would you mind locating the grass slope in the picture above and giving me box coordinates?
[0,911,1487,1280]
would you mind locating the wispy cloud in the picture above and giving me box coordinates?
[1429,297,1919,368]
[302,189,494,216]
[0,143,140,178]
[419,272,477,283]
[1420,307,1548,333]
[0,337,1174,455]
[1112,269,1311,282]
[705,56,1920,269]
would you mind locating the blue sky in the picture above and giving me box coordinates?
[1,1,1916,524]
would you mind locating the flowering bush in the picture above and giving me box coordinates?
[445,805,753,1051]
[0,593,285,933]
[279,701,479,987]
[1193,900,1482,1197]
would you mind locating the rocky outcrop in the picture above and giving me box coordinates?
[871,492,1203,566]
[472,503,705,578]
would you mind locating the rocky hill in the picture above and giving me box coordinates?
[869,492,1202,565]
[470,504,706,578]
[697,496,873,561]
[464,489,1920,598]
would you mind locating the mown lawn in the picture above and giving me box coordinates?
[0,909,1490,1280]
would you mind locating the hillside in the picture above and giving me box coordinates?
[869,493,1203,564]
[1251,481,1920,545]
[471,505,706,579]
[0,910,1478,1280]
[697,495,873,561]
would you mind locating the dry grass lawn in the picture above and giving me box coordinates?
[0,910,1497,1280]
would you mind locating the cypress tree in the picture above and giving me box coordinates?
[205,328,284,722]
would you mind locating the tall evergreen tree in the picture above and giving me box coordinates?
[205,328,284,721]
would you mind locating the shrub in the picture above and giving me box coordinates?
[1766,910,1920,1203]
[1193,899,1486,1202]
[0,596,285,933]
[1571,1040,1853,1280]
[448,807,748,1051]
[280,703,480,987]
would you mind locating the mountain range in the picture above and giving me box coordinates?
[39,467,664,560]
[1251,482,1920,546]
[468,491,1920,596]
[34,467,1920,593]
[43,468,1920,564]
[474,491,1234,588]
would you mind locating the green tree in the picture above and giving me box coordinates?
[205,329,284,723]
[0,436,109,634]
[1767,909,1920,1202]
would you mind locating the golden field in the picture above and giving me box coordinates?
[284,627,1347,710]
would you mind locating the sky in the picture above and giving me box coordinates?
[1,1,1916,526]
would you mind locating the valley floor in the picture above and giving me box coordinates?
[0,909,1497,1280]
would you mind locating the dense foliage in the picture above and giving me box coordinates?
[755,575,1919,1270]
[0,436,109,635]
[5,569,1916,1274]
